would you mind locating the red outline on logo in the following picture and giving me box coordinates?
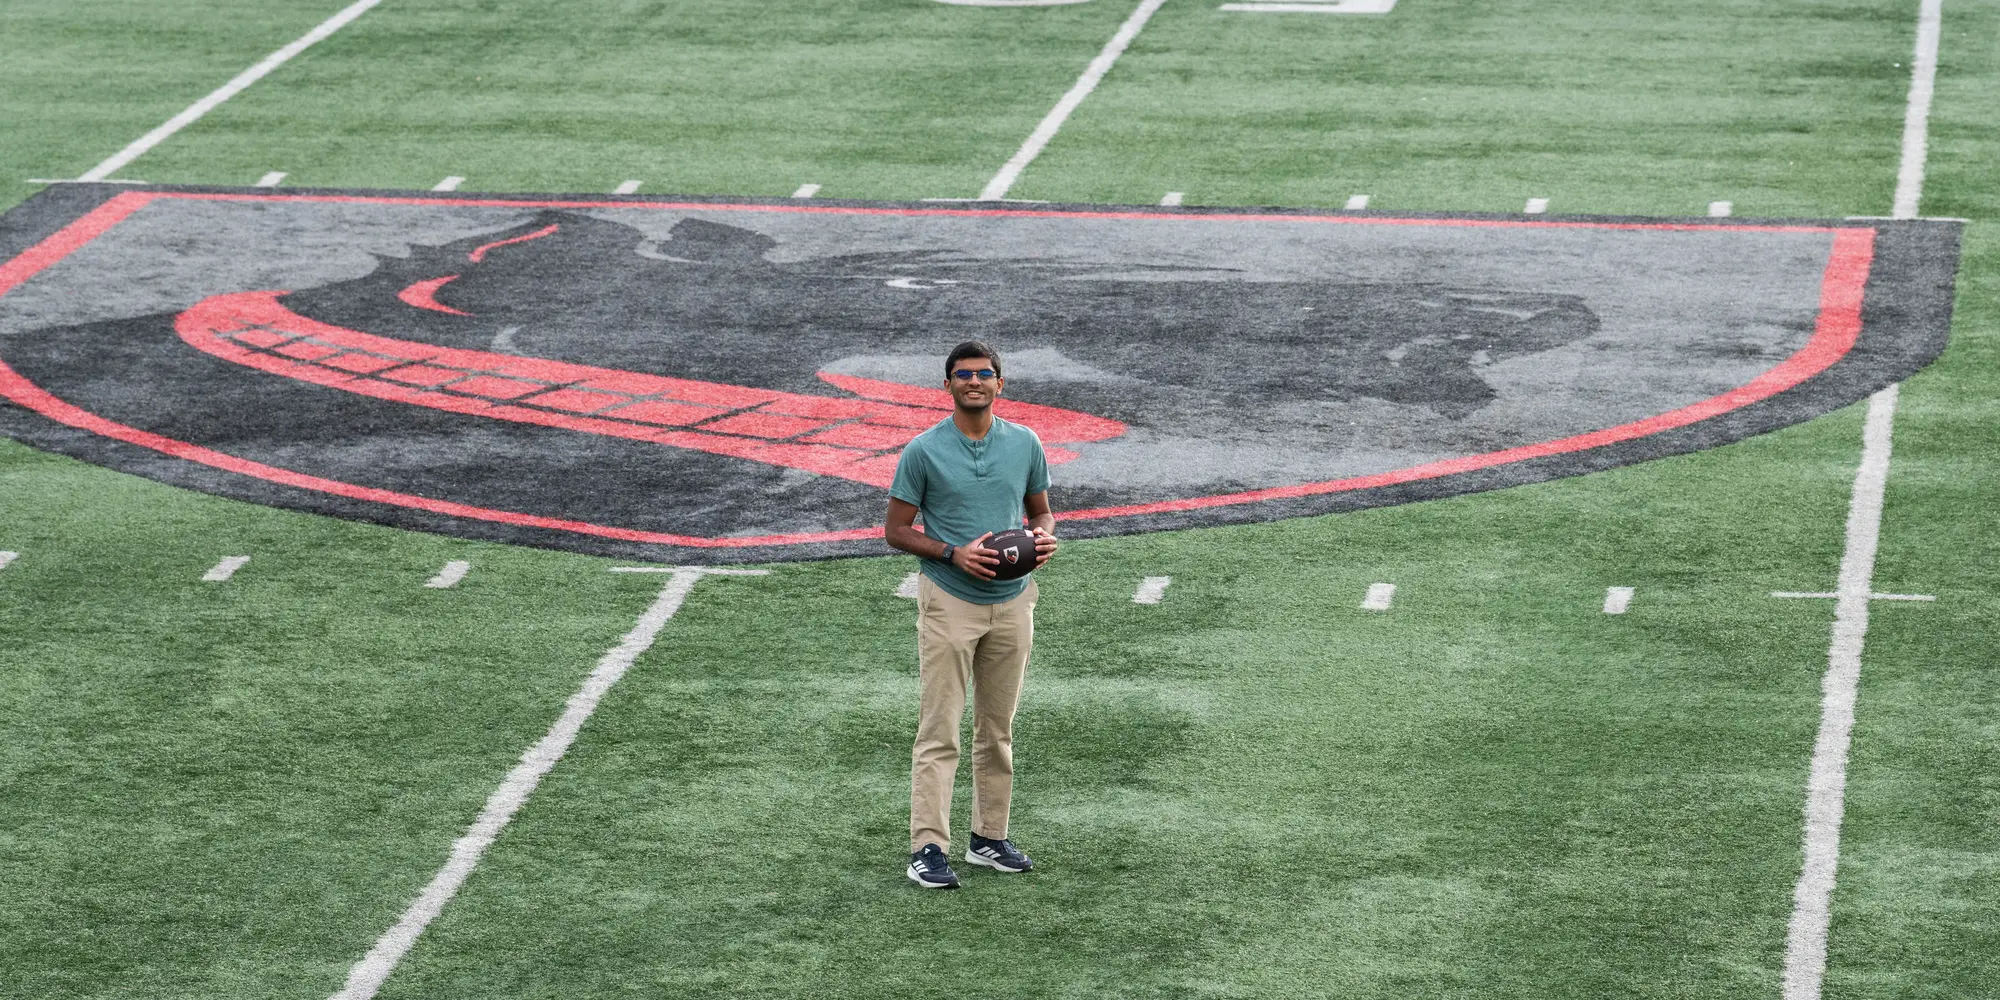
[0,191,1875,549]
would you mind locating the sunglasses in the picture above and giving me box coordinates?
[950,369,1000,382]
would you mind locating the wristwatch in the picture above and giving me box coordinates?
[939,544,956,564]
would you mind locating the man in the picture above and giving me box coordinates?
[885,341,1058,889]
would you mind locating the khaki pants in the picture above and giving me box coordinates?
[910,573,1037,853]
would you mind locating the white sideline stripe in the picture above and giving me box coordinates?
[78,0,385,182]
[329,568,756,1000]
[202,555,251,582]
[1133,576,1172,604]
[1159,191,1183,206]
[1708,200,1732,217]
[614,180,642,194]
[791,183,822,198]
[0,551,17,570]
[424,560,471,589]
[1361,582,1395,611]
[432,176,464,192]
[1523,197,1549,214]
[256,171,288,188]
[1781,385,1900,1000]
[977,0,1167,201]
[1602,586,1635,614]
[897,572,921,599]
[1892,0,1944,220]
[1344,194,1369,210]
[1220,1,1397,11]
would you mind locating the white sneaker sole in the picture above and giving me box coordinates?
[964,851,1030,873]
[906,864,958,889]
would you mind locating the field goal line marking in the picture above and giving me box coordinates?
[329,567,767,1000]
[1783,1,1943,996]
[76,0,385,182]
[978,0,1167,200]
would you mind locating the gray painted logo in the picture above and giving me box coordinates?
[0,187,1960,561]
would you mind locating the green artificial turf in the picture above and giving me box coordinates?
[0,0,1995,997]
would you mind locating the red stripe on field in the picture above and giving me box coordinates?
[396,275,471,315]
[0,191,157,297]
[0,190,1878,549]
[467,223,558,262]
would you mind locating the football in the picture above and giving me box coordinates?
[980,528,1040,581]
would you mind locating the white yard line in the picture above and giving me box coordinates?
[1159,191,1184,206]
[424,560,471,589]
[432,176,464,192]
[791,183,822,198]
[1344,194,1370,210]
[1132,576,1172,604]
[1708,200,1732,217]
[202,555,251,582]
[256,171,288,187]
[1523,197,1549,214]
[1782,4,1946,985]
[1892,0,1944,221]
[978,0,1167,201]
[1360,582,1395,611]
[614,180,642,194]
[1774,591,1936,602]
[1602,586,1635,615]
[1781,386,1900,1000]
[0,551,17,570]
[78,0,384,182]
[330,567,765,1000]
[896,572,921,599]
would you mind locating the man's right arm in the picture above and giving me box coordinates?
[886,499,1000,579]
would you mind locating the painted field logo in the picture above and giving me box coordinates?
[0,186,1960,561]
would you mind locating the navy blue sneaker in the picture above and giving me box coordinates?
[907,843,960,889]
[965,834,1033,873]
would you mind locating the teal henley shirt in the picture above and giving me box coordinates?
[889,416,1050,605]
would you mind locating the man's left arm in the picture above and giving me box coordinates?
[1025,490,1058,566]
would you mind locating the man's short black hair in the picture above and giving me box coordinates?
[945,341,1001,379]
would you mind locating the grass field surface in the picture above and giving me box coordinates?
[1,1,1996,998]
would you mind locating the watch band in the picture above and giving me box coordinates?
[939,544,956,564]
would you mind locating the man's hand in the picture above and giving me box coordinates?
[1031,526,1058,567]
[953,531,1002,580]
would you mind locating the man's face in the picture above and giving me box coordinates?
[946,356,1003,411]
